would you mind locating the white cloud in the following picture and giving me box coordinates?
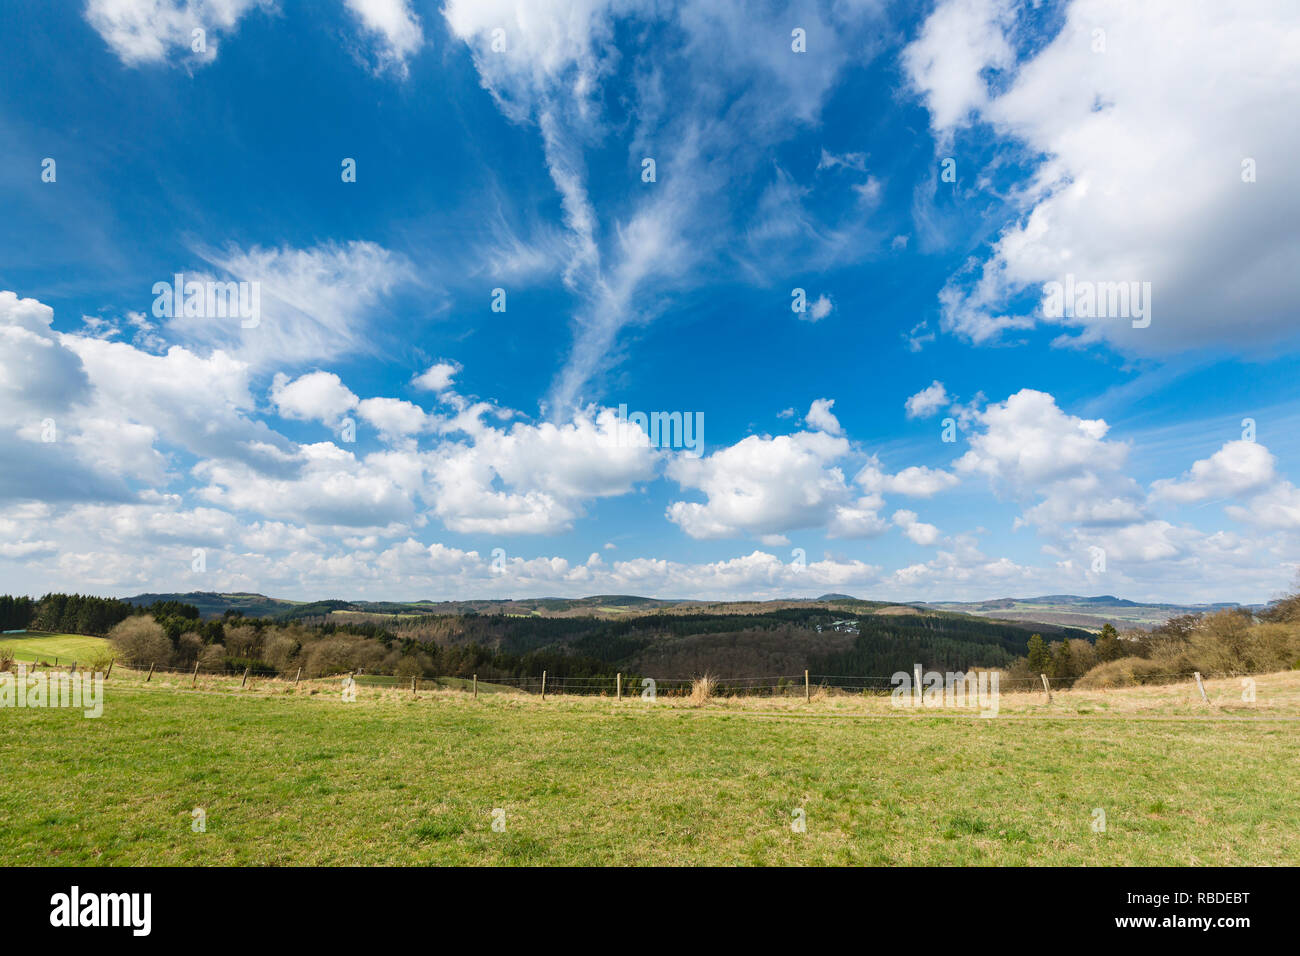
[956,389,1127,487]
[85,0,270,66]
[426,406,658,534]
[444,0,889,412]
[343,0,423,75]
[1227,481,1300,530]
[666,430,863,539]
[412,361,460,393]
[357,397,428,437]
[910,0,1300,353]
[804,398,843,435]
[855,458,959,498]
[1150,440,1276,504]
[270,371,358,428]
[901,0,1014,136]
[805,294,834,322]
[892,509,941,546]
[904,380,949,419]
[167,241,417,367]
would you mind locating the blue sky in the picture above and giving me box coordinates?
[1,0,1298,603]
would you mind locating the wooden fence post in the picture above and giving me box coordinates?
[191,660,200,687]
[541,670,547,700]
[617,673,622,701]
[473,674,478,699]
[146,662,155,682]
[105,659,114,679]
[1194,671,1208,703]
[241,666,250,688]
[294,666,302,685]
[805,669,810,702]
[1040,673,1052,702]
[411,676,417,695]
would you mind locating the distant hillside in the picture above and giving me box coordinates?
[120,589,1258,636]
[110,589,1104,678]
[919,594,1263,631]
[122,592,301,619]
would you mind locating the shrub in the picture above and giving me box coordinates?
[197,643,226,672]
[109,616,173,666]
[689,674,715,705]
[1075,656,1171,689]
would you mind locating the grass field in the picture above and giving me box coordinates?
[2,667,1297,866]
[0,632,111,664]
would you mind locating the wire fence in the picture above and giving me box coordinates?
[89,660,1218,699]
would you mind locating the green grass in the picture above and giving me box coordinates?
[0,632,111,664]
[2,673,1297,866]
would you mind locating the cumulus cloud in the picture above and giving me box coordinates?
[804,398,843,435]
[904,380,949,419]
[956,389,1128,488]
[855,458,959,498]
[1150,440,1276,504]
[907,0,1300,353]
[892,509,941,546]
[412,361,460,393]
[270,371,358,428]
[666,430,869,539]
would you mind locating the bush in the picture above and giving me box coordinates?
[261,630,300,673]
[1188,617,1299,675]
[109,616,173,666]
[1075,656,1172,689]
[197,643,226,672]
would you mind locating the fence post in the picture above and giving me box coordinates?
[1040,673,1052,702]
[146,661,155,682]
[541,670,547,700]
[294,666,302,686]
[105,658,114,679]
[617,673,622,700]
[191,660,201,687]
[71,661,77,673]
[805,669,810,702]
[1194,671,1208,703]
[473,674,478,700]
[411,676,417,695]
[241,666,250,688]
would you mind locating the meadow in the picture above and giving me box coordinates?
[0,631,110,664]
[2,664,1297,866]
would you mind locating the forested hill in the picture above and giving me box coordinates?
[3,591,1097,680]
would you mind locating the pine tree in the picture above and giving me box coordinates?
[1096,622,1123,662]
[1026,633,1049,673]
[1052,637,1074,681]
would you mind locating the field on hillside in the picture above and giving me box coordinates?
[2,667,1297,866]
[0,632,110,664]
